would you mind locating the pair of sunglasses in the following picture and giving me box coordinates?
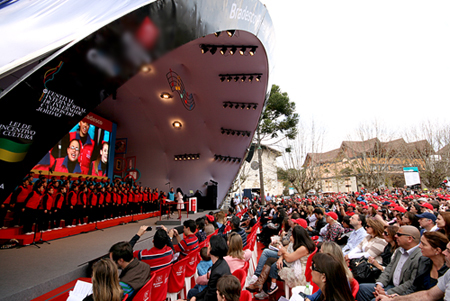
[311,263,323,273]
[396,232,415,239]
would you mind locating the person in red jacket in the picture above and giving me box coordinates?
[69,120,94,174]
[40,186,55,231]
[54,139,82,174]
[23,182,45,234]
[52,186,66,229]
[66,185,78,227]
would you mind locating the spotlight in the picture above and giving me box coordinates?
[256,75,261,82]
[241,76,246,82]
[210,46,217,55]
[231,131,235,136]
[200,45,209,54]
[221,128,225,134]
[187,154,191,160]
[214,32,221,37]
[239,47,246,55]
[237,158,241,163]
[220,46,227,55]
[227,76,232,82]
[141,65,151,73]
[253,104,257,110]
[229,46,237,55]
[241,104,246,109]
[249,46,257,56]
[183,155,187,160]
[234,103,239,109]
[248,75,253,82]
[174,156,178,161]
[160,93,172,99]
[196,154,200,160]
[233,158,237,162]
[247,104,251,109]
[223,103,228,108]
[172,121,182,128]
[227,130,231,135]
[227,30,235,37]
[214,155,218,160]
[234,76,239,82]
[220,76,226,82]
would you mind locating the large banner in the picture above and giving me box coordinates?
[32,113,113,177]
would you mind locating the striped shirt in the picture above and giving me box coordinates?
[174,233,199,258]
[134,246,173,271]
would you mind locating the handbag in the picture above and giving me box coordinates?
[349,256,382,283]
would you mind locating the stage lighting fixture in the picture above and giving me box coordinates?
[241,103,246,109]
[248,75,253,82]
[234,103,239,109]
[247,104,251,109]
[227,76,232,82]
[221,128,225,134]
[200,45,209,54]
[249,47,257,56]
[253,104,257,110]
[214,32,221,37]
[172,121,182,128]
[220,46,227,55]
[234,76,239,82]
[141,65,150,73]
[229,46,237,55]
[239,47,246,55]
[160,93,172,99]
[210,46,217,55]
[223,103,228,108]
[241,76,246,82]
[227,30,235,37]
[220,76,226,82]
[231,131,235,136]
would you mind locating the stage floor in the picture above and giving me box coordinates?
[0,211,209,301]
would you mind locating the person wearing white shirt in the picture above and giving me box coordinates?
[342,214,367,255]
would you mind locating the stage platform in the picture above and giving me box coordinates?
[0,210,209,301]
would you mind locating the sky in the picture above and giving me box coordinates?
[259,0,450,153]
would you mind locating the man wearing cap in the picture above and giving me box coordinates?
[323,212,344,242]
[416,212,438,234]
[357,226,422,301]
[342,214,367,255]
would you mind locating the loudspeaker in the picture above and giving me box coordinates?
[245,144,255,163]
[203,185,217,210]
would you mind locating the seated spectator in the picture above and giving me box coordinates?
[306,208,326,237]
[204,214,216,235]
[227,216,248,248]
[216,275,242,301]
[323,212,344,242]
[376,239,450,301]
[345,219,388,263]
[320,241,354,281]
[357,226,422,301]
[109,241,151,298]
[195,217,207,243]
[403,231,449,295]
[83,258,123,301]
[417,212,438,234]
[305,253,355,301]
[369,225,399,271]
[189,235,231,301]
[402,212,421,230]
[242,209,257,234]
[129,225,174,271]
[188,247,213,299]
[215,211,227,234]
[170,219,199,259]
[342,214,367,255]
[224,232,252,272]
[436,212,450,238]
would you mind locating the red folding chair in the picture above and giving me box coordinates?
[239,290,252,301]
[151,264,172,301]
[350,277,360,299]
[232,269,247,290]
[305,248,319,293]
[181,250,199,298]
[167,256,189,301]
[133,273,155,301]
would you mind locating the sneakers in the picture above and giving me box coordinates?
[267,284,278,295]
[248,275,258,285]
[255,291,269,299]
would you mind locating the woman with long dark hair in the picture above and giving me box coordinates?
[368,225,399,271]
[263,225,316,296]
[436,212,450,238]
[305,253,355,301]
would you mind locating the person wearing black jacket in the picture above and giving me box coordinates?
[306,208,327,236]
[190,235,231,301]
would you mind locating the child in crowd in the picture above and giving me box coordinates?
[187,247,213,299]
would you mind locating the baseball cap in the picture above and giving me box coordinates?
[325,212,338,221]
[392,206,406,213]
[416,212,437,222]
[292,218,308,228]
[421,203,434,210]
